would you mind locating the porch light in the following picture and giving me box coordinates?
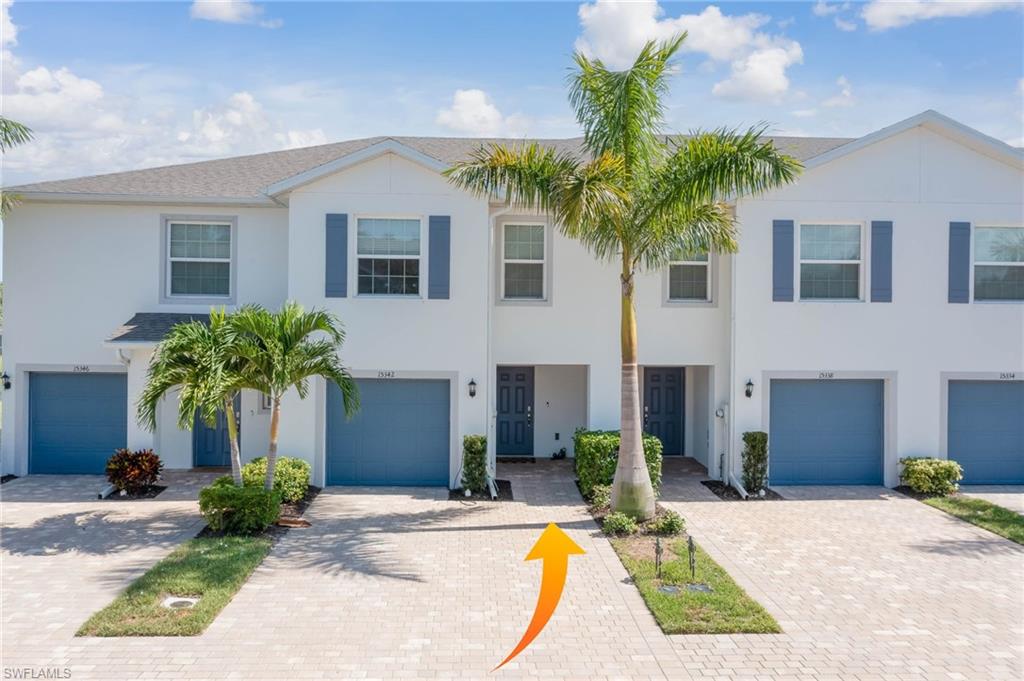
[468,379,477,398]
[1,373,10,390]
[744,379,754,398]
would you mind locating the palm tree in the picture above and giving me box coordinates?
[231,302,359,491]
[138,309,246,484]
[446,35,800,519]
[1,116,34,217]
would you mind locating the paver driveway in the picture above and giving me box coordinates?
[959,485,1024,514]
[2,461,1022,680]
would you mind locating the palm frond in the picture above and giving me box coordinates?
[444,142,582,212]
[0,116,33,152]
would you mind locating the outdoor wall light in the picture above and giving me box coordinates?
[744,379,754,398]
[468,379,477,398]
[1,373,10,390]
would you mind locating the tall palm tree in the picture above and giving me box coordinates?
[231,302,359,491]
[446,35,801,519]
[138,309,246,484]
[1,116,34,217]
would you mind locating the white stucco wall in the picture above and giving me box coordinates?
[278,152,491,486]
[1,202,288,474]
[533,365,588,458]
[731,126,1024,486]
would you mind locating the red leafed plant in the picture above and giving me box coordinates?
[106,449,163,494]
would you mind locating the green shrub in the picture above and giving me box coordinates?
[900,457,963,496]
[741,431,768,494]
[241,456,310,502]
[574,429,663,500]
[461,435,488,493]
[589,484,612,510]
[602,512,639,536]
[106,449,163,494]
[648,509,685,536]
[199,483,281,534]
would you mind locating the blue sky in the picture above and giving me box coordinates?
[2,1,1022,185]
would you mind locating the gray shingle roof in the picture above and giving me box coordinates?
[108,313,208,343]
[7,135,853,201]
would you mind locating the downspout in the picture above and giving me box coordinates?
[486,201,515,499]
[726,202,738,487]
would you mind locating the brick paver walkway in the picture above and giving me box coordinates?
[959,485,1024,515]
[2,461,1021,680]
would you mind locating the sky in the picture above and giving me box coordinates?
[1,0,1022,187]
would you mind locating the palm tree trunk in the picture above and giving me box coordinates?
[611,264,656,520]
[224,395,243,485]
[264,395,281,491]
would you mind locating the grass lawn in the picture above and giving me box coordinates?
[611,536,780,635]
[78,536,272,636]
[923,495,1024,546]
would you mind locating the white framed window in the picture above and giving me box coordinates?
[799,223,862,300]
[356,217,421,296]
[974,226,1024,301]
[166,221,233,298]
[502,223,546,300]
[259,392,273,412]
[668,251,711,302]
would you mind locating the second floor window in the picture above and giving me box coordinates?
[800,223,861,300]
[502,223,545,299]
[168,222,232,297]
[668,251,710,301]
[357,217,421,295]
[974,226,1024,301]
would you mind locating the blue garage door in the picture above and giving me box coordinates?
[29,372,127,474]
[948,381,1024,484]
[770,379,884,485]
[326,379,450,486]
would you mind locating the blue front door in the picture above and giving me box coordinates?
[948,380,1024,484]
[496,366,534,456]
[29,372,127,474]
[644,367,684,455]
[769,379,884,485]
[326,379,450,486]
[193,395,240,468]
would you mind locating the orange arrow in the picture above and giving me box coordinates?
[494,523,585,671]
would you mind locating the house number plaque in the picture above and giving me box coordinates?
[377,370,396,379]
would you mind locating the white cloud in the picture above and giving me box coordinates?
[436,89,527,137]
[189,1,281,29]
[834,18,857,31]
[862,1,1016,31]
[792,108,818,118]
[1018,78,1024,95]
[822,76,855,107]
[812,1,848,17]
[274,129,328,150]
[575,1,803,102]
[2,0,17,47]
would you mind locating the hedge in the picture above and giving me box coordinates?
[574,429,662,500]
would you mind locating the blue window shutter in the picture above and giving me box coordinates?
[870,221,893,302]
[428,215,451,299]
[325,213,347,297]
[772,220,794,301]
[948,222,971,303]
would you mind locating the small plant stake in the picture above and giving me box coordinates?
[654,536,663,579]
[686,536,713,593]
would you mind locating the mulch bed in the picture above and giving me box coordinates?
[893,485,941,501]
[448,479,513,501]
[573,479,680,533]
[0,474,18,485]
[197,484,322,540]
[103,485,167,500]
[702,480,784,501]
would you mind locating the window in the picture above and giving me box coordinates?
[799,223,861,300]
[502,223,545,299]
[668,251,710,301]
[974,226,1024,301]
[259,392,273,412]
[167,222,232,297]
[356,217,421,295]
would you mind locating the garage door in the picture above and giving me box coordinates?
[29,372,128,474]
[948,381,1024,484]
[769,379,884,485]
[326,378,450,486]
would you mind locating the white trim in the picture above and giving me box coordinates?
[351,214,425,298]
[12,192,278,207]
[761,371,898,487]
[494,215,553,306]
[664,252,713,305]
[797,221,866,302]
[804,110,1024,171]
[972,225,1024,303]
[160,215,238,305]
[265,140,448,196]
[500,221,547,302]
